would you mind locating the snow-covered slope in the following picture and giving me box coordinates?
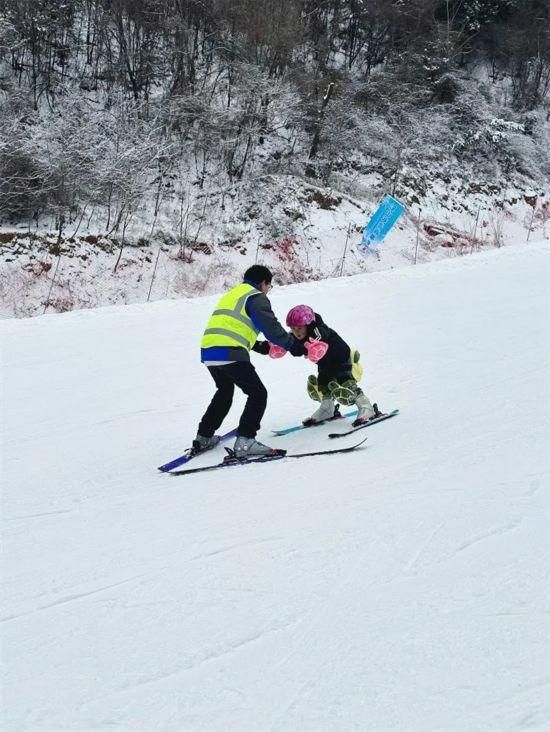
[2,242,549,731]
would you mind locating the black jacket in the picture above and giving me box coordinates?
[304,313,352,377]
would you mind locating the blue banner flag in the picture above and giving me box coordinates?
[358,195,405,256]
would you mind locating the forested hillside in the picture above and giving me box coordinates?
[0,0,549,315]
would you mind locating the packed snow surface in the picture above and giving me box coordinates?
[2,242,549,730]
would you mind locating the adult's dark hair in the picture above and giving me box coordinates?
[244,265,273,285]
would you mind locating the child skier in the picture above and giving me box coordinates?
[285,305,380,426]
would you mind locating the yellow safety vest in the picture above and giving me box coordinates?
[201,283,260,351]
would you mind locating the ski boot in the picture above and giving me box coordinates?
[303,398,340,427]
[232,436,278,459]
[352,396,381,427]
[192,433,220,454]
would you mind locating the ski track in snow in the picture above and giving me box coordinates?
[1,241,549,731]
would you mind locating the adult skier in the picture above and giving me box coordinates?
[194,265,306,458]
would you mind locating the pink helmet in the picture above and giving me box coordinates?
[286,305,315,327]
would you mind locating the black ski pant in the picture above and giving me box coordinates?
[198,362,268,439]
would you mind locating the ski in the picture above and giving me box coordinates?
[272,408,358,436]
[169,436,368,476]
[328,409,399,438]
[157,427,238,472]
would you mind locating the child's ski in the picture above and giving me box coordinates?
[272,408,358,436]
[157,427,238,472]
[328,409,399,438]
[169,437,368,476]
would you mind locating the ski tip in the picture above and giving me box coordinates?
[157,462,184,473]
[157,455,192,472]
[341,436,368,450]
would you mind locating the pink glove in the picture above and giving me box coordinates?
[268,343,287,359]
[304,338,328,363]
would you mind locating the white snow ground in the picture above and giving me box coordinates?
[1,241,549,731]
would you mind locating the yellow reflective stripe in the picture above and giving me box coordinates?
[234,291,253,312]
[212,308,256,330]
[235,291,260,333]
[203,328,251,348]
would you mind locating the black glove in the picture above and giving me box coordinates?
[252,340,270,355]
[287,336,307,357]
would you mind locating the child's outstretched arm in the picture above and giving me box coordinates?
[246,295,305,357]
